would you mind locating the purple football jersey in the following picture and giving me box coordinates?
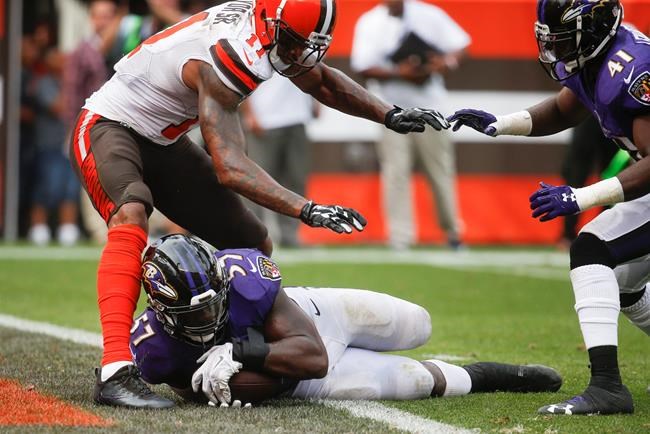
[563,25,650,160]
[130,248,282,388]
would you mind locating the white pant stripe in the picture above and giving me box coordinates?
[77,111,95,163]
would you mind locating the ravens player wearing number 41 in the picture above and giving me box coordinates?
[76,0,450,409]
[448,0,650,415]
[127,234,562,406]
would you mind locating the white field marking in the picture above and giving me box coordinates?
[0,246,569,268]
[459,266,569,282]
[421,354,472,362]
[323,400,478,434]
[0,314,102,347]
[0,246,103,260]
[0,313,476,434]
[275,249,569,269]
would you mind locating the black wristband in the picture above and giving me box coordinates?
[299,200,313,224]
[232,327,270,371]
[384,105,402,128]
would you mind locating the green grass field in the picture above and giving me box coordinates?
[1,246,649,433]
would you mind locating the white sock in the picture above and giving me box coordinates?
[570,264,620,349]
[101,361,133,382]
[424,359,472,397]
[621,289,650,336]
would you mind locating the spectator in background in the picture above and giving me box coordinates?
[31,21,55,75]
[63,0,120,128]
[106,0,184,68]
[29,48,82,246]
[351,0,469,250]
[19,36,40,238]
[242,74,318,247]
[64,0,122,244]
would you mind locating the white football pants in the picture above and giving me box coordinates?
[284,287,435,400]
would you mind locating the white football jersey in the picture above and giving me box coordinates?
[84,0,274,145]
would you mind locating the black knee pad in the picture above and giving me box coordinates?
[570,233,616,270]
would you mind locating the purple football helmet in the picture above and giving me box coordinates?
[535,0,622,80]
[141,234,230,347]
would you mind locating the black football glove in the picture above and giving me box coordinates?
[384,105,450,134]
[300,201,367,234]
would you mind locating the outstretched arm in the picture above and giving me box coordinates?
[448,87,590,137]
[290,62,391,123]
[195,62,307,217]
[291,63,448,133]
[186,60,366,233]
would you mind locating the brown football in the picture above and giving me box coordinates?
[229,370,296,404]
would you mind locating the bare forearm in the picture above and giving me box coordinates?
[359,66,398,81]
[197,63,308,217]
[527,89,589,136]
[263,336,328,379]
[202,124,306,217]
[618,115,650,200]
[614,157,650,200]
[300,64,391,123]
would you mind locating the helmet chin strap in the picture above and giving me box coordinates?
[268,45,291,71]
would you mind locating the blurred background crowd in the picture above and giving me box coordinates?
[7,0,650,249]
[18,0,211,246]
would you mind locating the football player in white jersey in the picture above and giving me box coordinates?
[72,0,450,409]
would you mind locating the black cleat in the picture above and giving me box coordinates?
[463,362,562,393]
[93,365,175,409]
[538,384,634,415]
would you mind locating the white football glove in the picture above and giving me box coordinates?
[191,342,243,405]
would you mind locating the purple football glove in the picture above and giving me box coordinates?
[529,182,580,222]
[447,109,497,136]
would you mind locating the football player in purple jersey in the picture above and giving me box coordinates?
[129,234,562,407]
[448,0,650,416]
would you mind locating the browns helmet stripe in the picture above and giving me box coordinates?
[209,40,263,96]
[315,0,335,36]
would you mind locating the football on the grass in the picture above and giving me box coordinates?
[229,370,295,404]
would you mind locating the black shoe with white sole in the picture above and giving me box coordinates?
[93,365,175,409]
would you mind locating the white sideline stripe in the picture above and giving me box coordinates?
[0,314,102,347]
[0,313,475,434]
[276,249,569,268]
[0,246,569,267]
[323,400,478,434]
[422,354,472,362]
[0,247,569,282]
